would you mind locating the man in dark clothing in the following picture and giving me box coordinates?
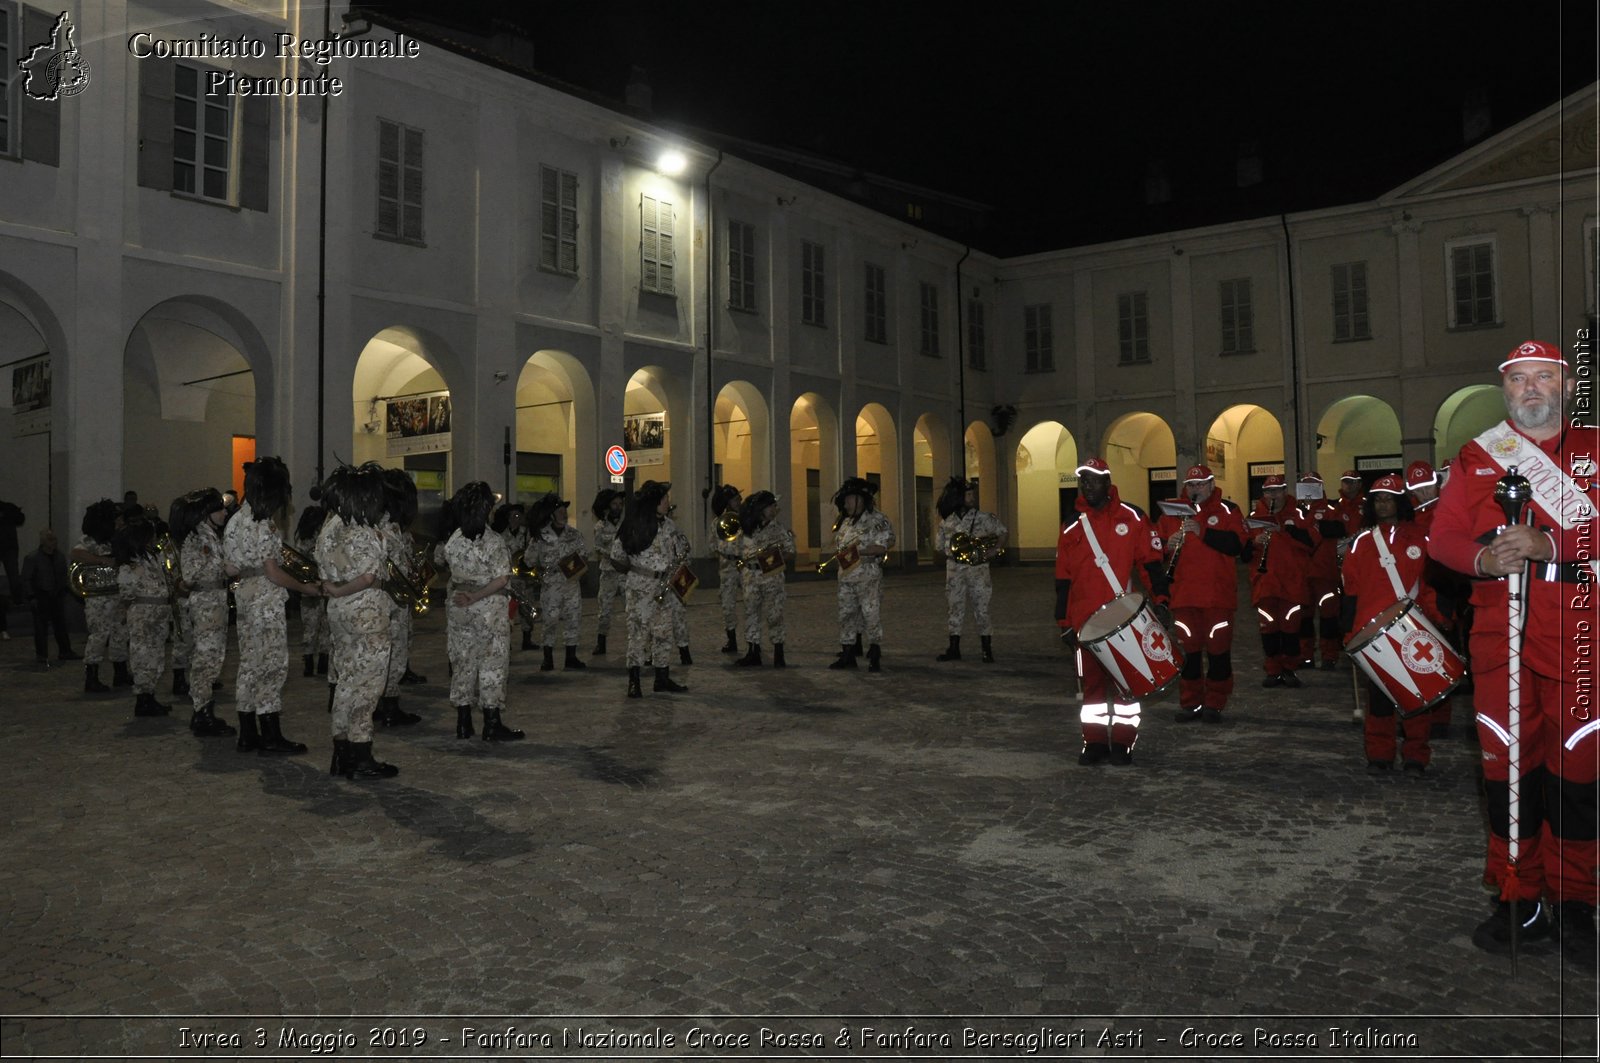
[21,528,77,665]
[0,499,22,640]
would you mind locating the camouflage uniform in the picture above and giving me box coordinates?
[593,516,622,640]
[533,522,587,647]
[317,515,390,743]
[741,521,795,645]
[379,521,413,698]
[663,518,692,649]
[445,529,512,711]
[296,532,329,660]
[223,511,289,717]
[180,524,229,711]
[78,536,127,667]
[935,509,1007,636]
[834,510,895,644]
[713,525,743,631]
[611,528,675,668]
[117,555,170,695]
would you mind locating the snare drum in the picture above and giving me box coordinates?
[1077,591,1182,700]
[1346,598,1464,716]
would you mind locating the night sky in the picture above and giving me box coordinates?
[378,1,1598,255]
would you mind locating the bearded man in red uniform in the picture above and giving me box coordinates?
[1055,458,1168,765]
[1430,339,1598,967]
[1301,472,1354,671]
[1247,476,1319,687]
[1158,464,1244,723]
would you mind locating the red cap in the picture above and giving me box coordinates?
[1183,464,1214,484]
[1075,457,1110,476]
[1340,470,1361,482]
[1404,460,1437,489]
[1370,474,1406,495]
[1262,475,1287,489]
[1498,340,1569,373]
[1298,472,1323,484]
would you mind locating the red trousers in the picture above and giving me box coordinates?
[1473,660,1599,906]
[1076,649,1141,748]
[1255,596,1302,677]
[1174,606,1234,711]
[1302,577,1342,665]
[1361,678,1431,767]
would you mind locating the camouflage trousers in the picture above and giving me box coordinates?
[234,585,287,716]
[624,586,673,668]
[171,602,191,669]
[329,597,390,742]
[669,592,689,648]
[837,575,884,645]
[741,571,787,645]
[718,560,743,628]
[595,569,623,637]
[382,604,411,697]
[83,595,128,666]
[450,597,510,710]
[127,603,169,695]
[541,581,582,647]
[185,590,228,711]
[945,563,993,636]
[301,597,329,655]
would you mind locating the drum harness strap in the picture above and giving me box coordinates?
[1368,526,1418,602]
[1076,514,1126,599]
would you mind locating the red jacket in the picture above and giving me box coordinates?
[1156,493,1244,610]
[1055,487,1164,631]
[1304,497,1355,585]
[1429,420,1600,675]
[1341,520,1443,638]
[1246,499,1318,605]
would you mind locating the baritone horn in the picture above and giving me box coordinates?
[68,560,119,598]
[949,532,1003,566]
[381,558,428,614]
[716,511,742,542]
[280,543,319,582]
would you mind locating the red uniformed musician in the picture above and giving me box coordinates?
[1407,458,1465,738]
[1246,475,1319,687]
[1429,339,1598,965]
[1054,458,1168,766]
[1301,472,1357,671]
[1157,464,1244,723]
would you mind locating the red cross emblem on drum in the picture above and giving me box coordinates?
[1347,600,1465,714]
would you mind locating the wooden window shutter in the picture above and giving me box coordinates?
[237,95,270,212]
[136,56,174,190]
[18,6,59,166]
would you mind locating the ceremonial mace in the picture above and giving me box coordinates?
[1494,464,1534,974]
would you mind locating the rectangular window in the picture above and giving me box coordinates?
[1219,277,1254,353]
[1117,292,1150,364]
[863,262,886,343]
[801,240,826,325]
[919,282,940,356]
[1447,239,1496,327]
[728,219,756,311]
[968,299,986,371]
[539,165,577,275]
[377,118,424,242]
[641,194,675,295]
[0,2,13,157]
[1331,262,1370,341]
[174,63,234,202]
[1024,303,1054,372]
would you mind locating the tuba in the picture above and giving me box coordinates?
[716,511,742,542]
[949,532,1003,566]
[68,560,119,598]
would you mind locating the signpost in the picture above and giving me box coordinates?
[605,445,628,485]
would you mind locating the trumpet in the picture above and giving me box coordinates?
[716,511,742,542]
[68,560,119,598]
[949,532,1003,566]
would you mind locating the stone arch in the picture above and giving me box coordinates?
[1435,385,1504,464]
[855,402,900,546]
[1314,395,1402,487]
[1204,404,1284,507]
[514,348,596,505]
[1014,419,1078,559]
[0,271,69,533]
[1101,411,1177,512]
[790,392,839,563]
[912,412,952,561]
[963,420,999,511]
[714,380,772,497]
[351,325,462,513]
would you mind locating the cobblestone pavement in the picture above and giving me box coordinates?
[1,567,1595,1061]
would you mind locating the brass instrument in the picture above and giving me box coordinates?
[408,538,437,616]
[382,557,428,614]
[68,560,119,598]
[716,511,742,542]
[949,532,1004,566]
[509,549,542,623]
[280,542,319,582]
[157,533,184,633]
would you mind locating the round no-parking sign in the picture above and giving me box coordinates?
[605,445,629,477]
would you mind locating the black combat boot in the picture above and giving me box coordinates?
[522,631,534,651]
[302,654,316,677]
[316,653,329,675]
[346,740,399,779]
[654,667,688,693]
[482,708,525,742]
[190,701,234,737]
[853,634,865,657]
[679,646,693,666]
[980,636,995,663]
[627,666,643,699]
[376,696,419,727]
[134,692,167,717]
[541,647,556,672]
[564,646,587,670]
[235,713,262,753]
[593,633,608,655]
[772,643,787,668]
[936,636,961,662]
[330,738,350,777]
[399,664,425,684]
[84,663,109,693]
[455,705,475,740]
[172,669,190,697]
[326,683,336,714]
[866,644,882,673]
[112,660,133,687]
[736,644,763,667]
[257,712,307,755]
[1078,742,1111,766]
[828,644,857,670]
[721,628,739,653]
